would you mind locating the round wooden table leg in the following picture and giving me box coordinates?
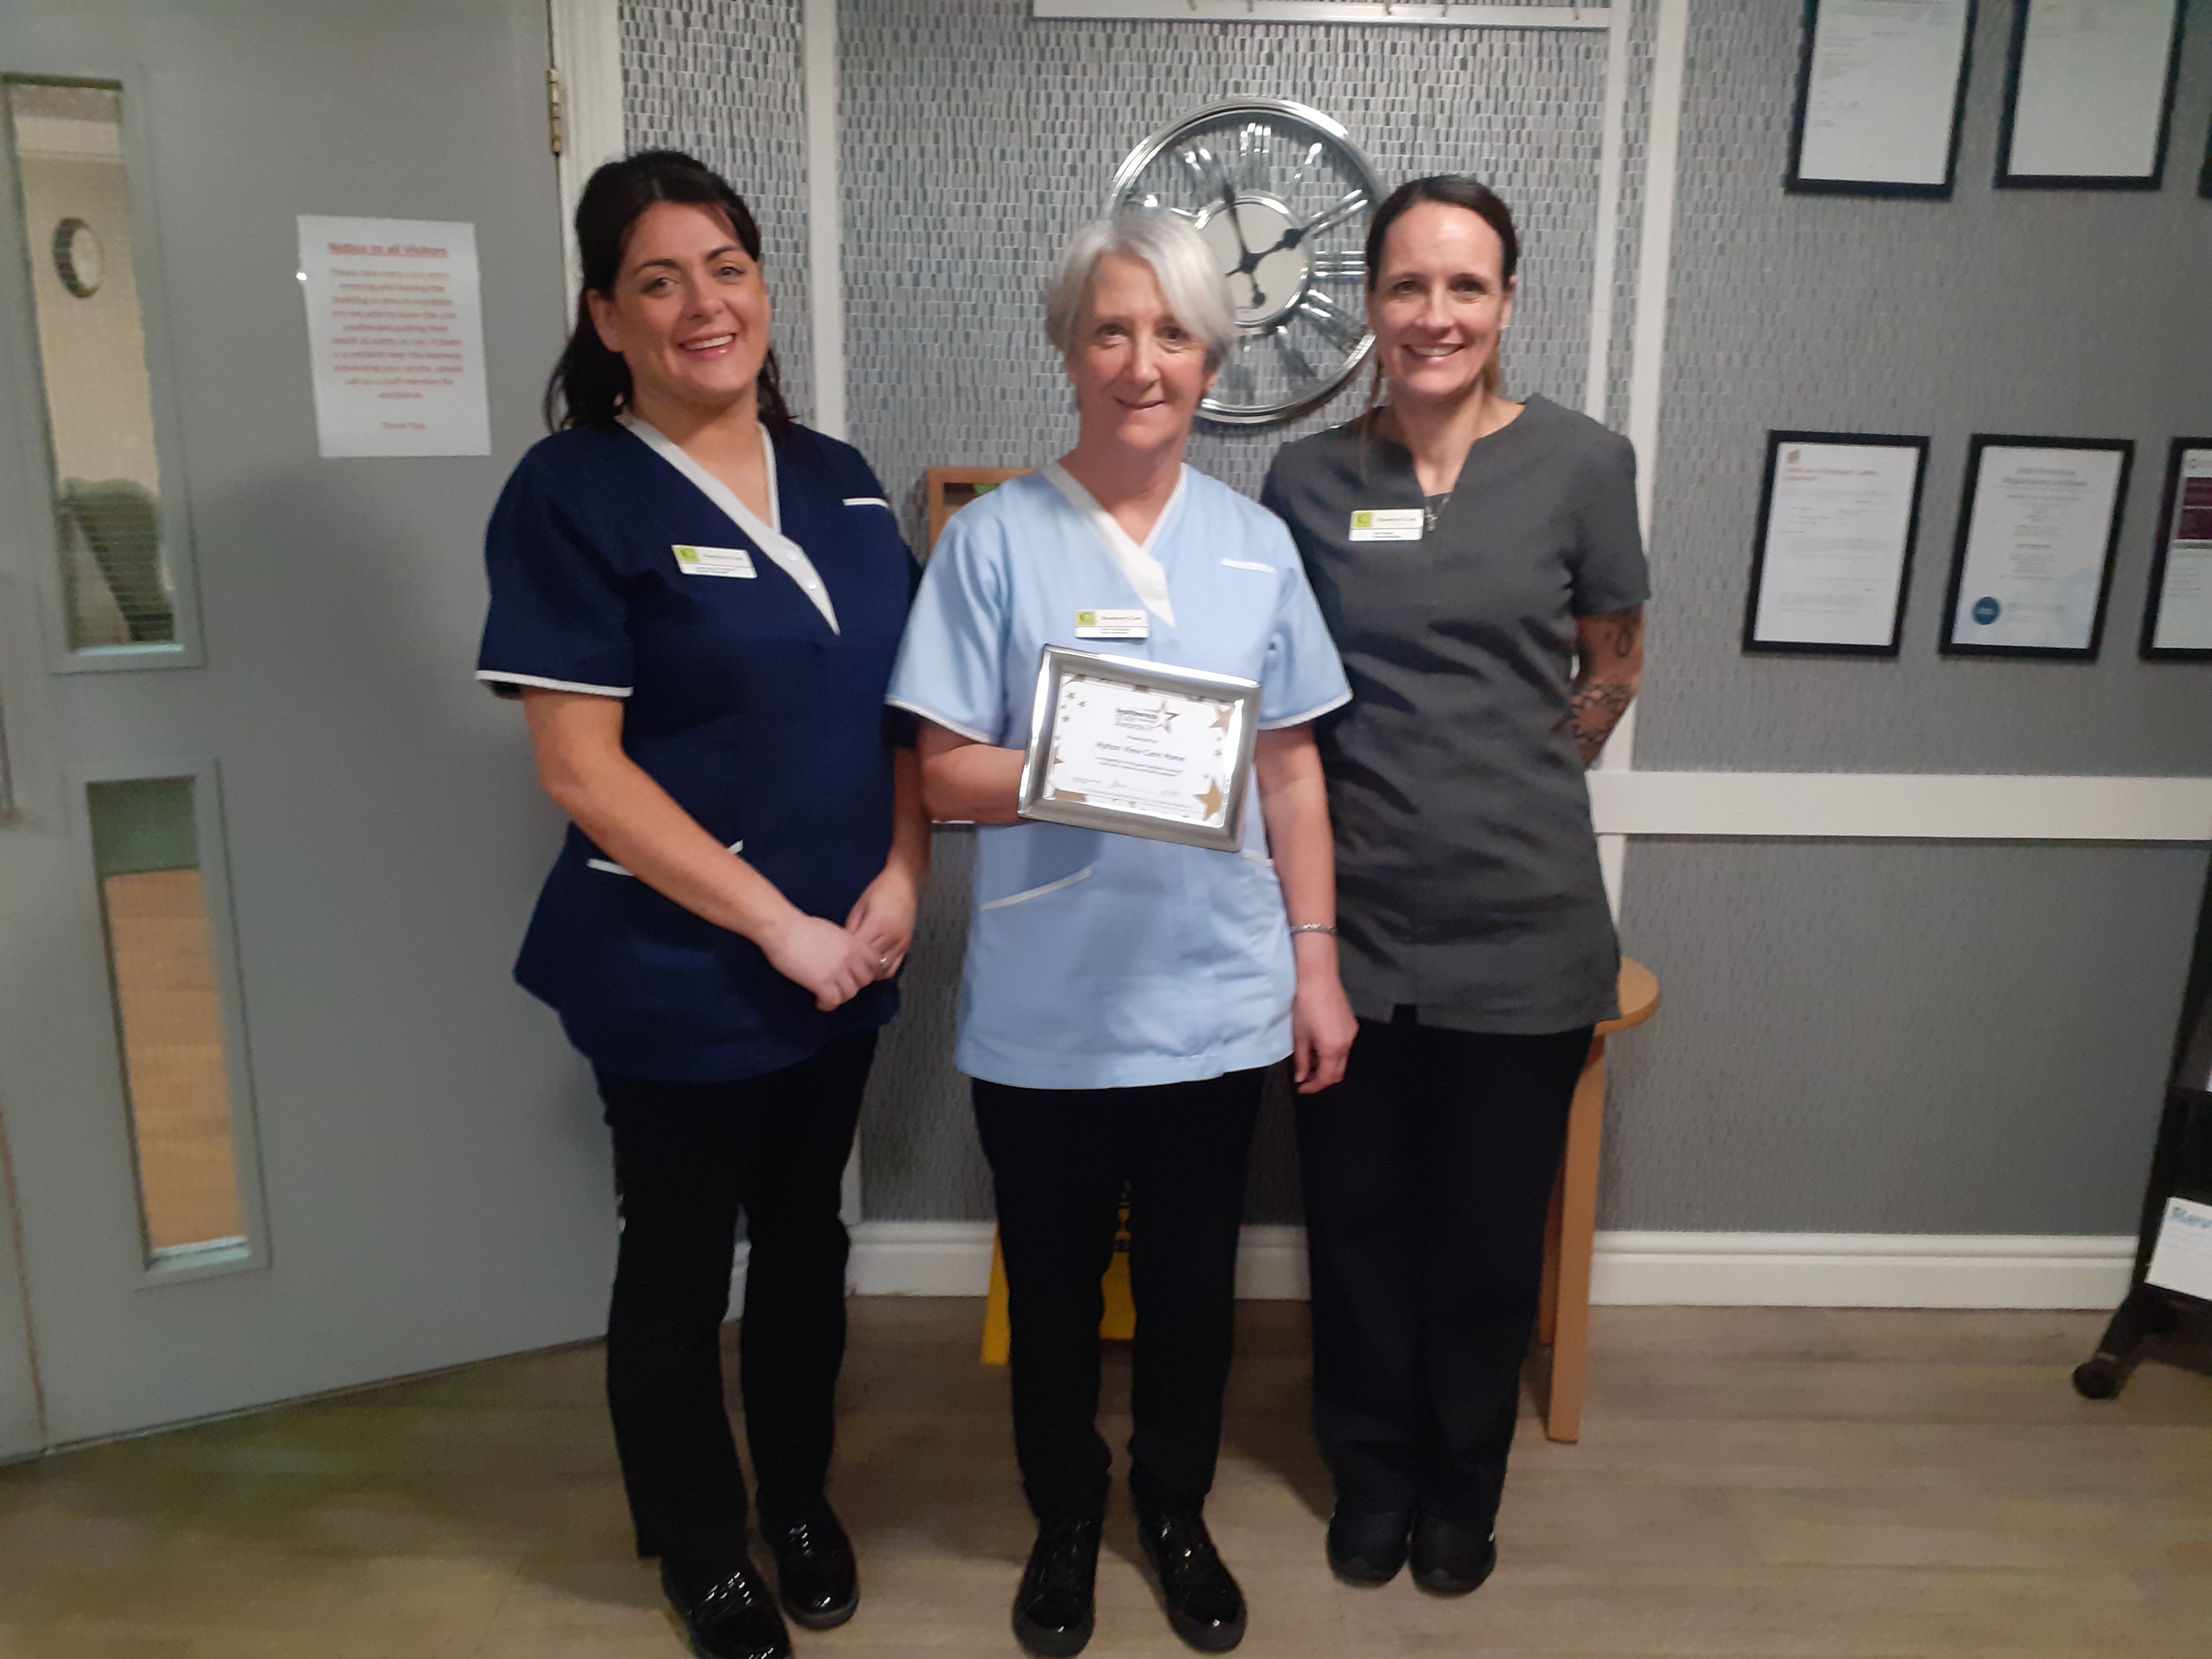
[1545,1034,1608,1444]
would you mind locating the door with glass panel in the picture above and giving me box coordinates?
[0,0,616,1452]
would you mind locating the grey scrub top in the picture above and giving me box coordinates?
[1260,395,1650,1035]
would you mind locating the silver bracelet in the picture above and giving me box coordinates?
[1288,923,1337,937]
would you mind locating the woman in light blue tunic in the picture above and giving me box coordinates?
[886,212,1354,1658]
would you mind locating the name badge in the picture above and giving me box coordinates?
[1074,608,1148,640]
[1349,509,1424,543]
[672,543,757,578]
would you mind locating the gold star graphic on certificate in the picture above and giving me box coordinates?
[1210,706,1234,733]
[1194,778,1226,820]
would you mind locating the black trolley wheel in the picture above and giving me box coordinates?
[2071,1356,2126,1400]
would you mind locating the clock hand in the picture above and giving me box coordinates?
[1219,183,1268,310]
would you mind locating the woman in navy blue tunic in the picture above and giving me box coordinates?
[477,153,924,1659]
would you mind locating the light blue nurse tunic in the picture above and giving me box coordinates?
[886,463,1350,1090]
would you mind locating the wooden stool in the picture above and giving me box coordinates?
[1535,957,1660,1443]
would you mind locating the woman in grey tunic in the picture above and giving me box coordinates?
[1260,176,1648,1597]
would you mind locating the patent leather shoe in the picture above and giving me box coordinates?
[763,1506,859,1630]
[1012,1512,1102,1657]
[1137,1509,1247,1653]
[660,1546,791,1659]
[1408,1512,1497,1596]
[1325,1508,1412,1585]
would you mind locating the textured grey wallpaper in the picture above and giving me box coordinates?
[1608,841,2208,1233]
[1634,0,2212,774]
[620,0,816,420]
[838,0,1615,545]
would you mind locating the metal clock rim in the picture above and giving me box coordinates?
[1105,98,1383,212]
[1107,100,1384,427]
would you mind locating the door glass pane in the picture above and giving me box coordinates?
[4,80,176,653]
[87,778,248,1262]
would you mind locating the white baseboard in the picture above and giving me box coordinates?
[1590,1230,2134,1310]
[804,1223,2133,1311]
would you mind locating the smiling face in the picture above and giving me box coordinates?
[586,199,771,420]
[1367,200,1516,409]
[1063,252,1216,460]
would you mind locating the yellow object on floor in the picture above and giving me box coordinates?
[982,1190,1135,1364]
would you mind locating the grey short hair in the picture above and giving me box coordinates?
[1043,211,1238,372]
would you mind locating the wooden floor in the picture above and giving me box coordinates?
[2,1301,2208,1656]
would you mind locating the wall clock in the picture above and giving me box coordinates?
[1109,99,1382,427]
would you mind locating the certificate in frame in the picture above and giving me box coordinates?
[1941,435,2133,660]
[2141,438,2212,662]
[1017,646,1261,852]
[1996,0,2186,190]
[1744,431,1929,656]
[1785,0,1976,198]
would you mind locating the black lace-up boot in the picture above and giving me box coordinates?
[1137,1509,1246,1653]
[761,1504,858,1630]
[1408,1512,1497,1596]
[1012,1511,1103,1657]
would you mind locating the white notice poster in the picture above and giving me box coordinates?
[2004,0,2180,182]
[1946,444,2126,653]
[1796,0,1972,189]
[2149,447,2212,653]
[1751,439,1922,649]
[2144,1196,2212,1302]
[297,215,490,458]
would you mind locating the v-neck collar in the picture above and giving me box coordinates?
[1041,460,1182,629]
[621,413,839,633]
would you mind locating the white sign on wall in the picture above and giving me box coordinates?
[296,215,490,458]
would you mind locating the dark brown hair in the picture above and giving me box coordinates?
[543,150,794,433]
[1363,174,1520,399]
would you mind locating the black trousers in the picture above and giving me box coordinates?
[1295,1013,1592,1530]
[597,1030,877,1560]
[973,1068,1265,1522]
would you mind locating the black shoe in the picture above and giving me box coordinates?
[1408,1512,1497,1596]
[763,1505,859,1631]
[1012,1512,1102,1658]
[660,1546,792,1659]
[1325,1508,1413,1586]
[1137,1509,1247,1654]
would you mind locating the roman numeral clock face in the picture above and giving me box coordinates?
[1110,100,1383,427]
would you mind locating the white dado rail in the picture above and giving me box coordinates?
[1033,3,1615,25]
[1589,772,2212,843]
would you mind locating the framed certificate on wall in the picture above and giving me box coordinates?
[1786,0,1976,197]
[1996,0,2186,189]
[1744,432,1927,655]
[2142,439,2212,661]
[1941,436,2132,659]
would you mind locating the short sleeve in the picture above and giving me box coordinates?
[1252,515,1352,730]
[884,509,1010,745]
[1569,432,1651,617]
[476,454,635,697]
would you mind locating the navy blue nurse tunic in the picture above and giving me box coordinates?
[476,418,917,1083]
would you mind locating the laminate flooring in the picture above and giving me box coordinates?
[2,1301,2208,1657]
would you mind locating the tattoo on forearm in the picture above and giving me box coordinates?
[1570,680,1635,766]
[1597,609,1643,659]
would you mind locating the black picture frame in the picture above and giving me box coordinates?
[2141,437,2212,662]
[1743,430,1929,656]
[1996,0,2186,190]
[1941,435,2133,661]
[1785,0,1976,198]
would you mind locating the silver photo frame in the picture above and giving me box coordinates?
[1017,646,1262,853]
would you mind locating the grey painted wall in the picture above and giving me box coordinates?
[1634,0,2212,775]
[621,0,2212,1237]
[621,0,816,420]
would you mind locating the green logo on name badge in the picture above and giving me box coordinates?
[675,545,700,565]
[1351,511,1374,530]
[1077,610,1097,627]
